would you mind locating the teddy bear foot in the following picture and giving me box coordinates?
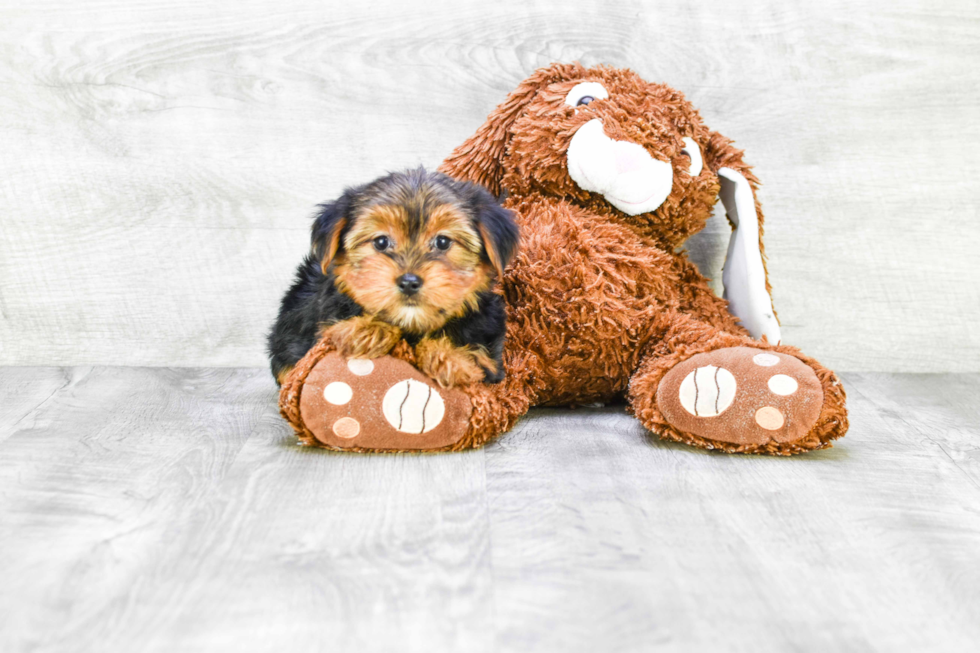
[296,352,472,451]
[656,346,825,448]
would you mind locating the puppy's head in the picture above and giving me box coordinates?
[311,168,517,334]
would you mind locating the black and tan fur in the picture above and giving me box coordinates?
[267,168,518,388]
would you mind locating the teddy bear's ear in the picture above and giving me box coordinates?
[703,132,781,344]
[439,65,577,196]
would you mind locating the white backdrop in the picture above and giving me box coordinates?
[0,0,977,372]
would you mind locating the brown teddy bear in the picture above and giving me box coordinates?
[279,62,848,455]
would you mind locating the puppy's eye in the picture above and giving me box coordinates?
[564,82,609,109]
[372,235,390,251]
[434,235,452,251]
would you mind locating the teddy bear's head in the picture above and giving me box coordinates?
[440,62,781,343]
[442,62,764,247]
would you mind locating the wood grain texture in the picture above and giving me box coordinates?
[126,420,495,653]
[0,367,71,445]
[0,367,978,652]
[0,0,977,371]
[0,367,270,653]
[485,378,980,651]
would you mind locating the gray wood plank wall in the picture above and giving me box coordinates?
[1,1,977,371]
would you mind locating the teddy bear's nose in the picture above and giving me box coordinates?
[397,273,423,295]
[614,144,649,174]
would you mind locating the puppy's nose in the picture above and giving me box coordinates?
[396,273,423,295]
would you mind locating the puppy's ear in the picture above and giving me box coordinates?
[467,184,519,279]
[311,192,354,274]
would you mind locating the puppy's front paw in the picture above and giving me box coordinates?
[416,337,496,388]
[324,316,401,359]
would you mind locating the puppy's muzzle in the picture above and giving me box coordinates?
[396,273,423,296]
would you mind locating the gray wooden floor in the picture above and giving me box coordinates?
[0,368,977,652]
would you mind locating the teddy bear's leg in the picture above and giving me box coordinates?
[452,351,541,449]
[627,313,848,454]
[279,339,538,452]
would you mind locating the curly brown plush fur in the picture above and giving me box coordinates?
[280,62,849,455]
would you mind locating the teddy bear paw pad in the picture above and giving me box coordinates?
[656,346,824,446]
[298,353,471,451]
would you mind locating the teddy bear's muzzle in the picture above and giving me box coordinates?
[566,118,674,216]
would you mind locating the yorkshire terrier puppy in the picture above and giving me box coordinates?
[268,168,519,388]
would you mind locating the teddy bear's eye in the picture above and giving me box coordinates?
[434,235,452,251]
[680,137,703,176]
[373,235,390,251]
[565,82,609,109]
